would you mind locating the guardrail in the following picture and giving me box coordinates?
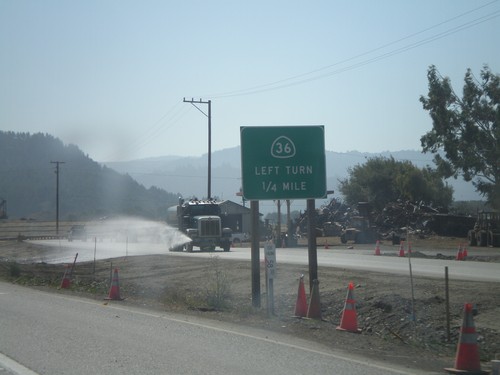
[0,235,66,241]
[0,221,82,241]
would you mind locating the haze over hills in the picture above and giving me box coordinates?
[0,131,179,220]
[104,147,482,213]
[0,130,483,220]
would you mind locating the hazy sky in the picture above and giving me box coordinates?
[1,0,499,162]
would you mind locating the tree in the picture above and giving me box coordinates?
[339,156,453,210]
[420,65,500,209]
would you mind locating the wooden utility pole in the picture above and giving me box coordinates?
[183,98,212,199]
[50,161,65,235]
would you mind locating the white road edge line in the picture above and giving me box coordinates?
[0,352,39,375]
[52,293,430,375]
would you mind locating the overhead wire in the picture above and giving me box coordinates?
[110,1,499,160]
[208,9,500,98]
[206,0,498,98]
[125,103,191,156]
[101,101,190,161]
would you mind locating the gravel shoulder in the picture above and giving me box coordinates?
[1,238,500,374]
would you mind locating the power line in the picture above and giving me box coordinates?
[208,10,499,98]
[101,102,190,161]
[106,1,499,159]
[202,0,499,98]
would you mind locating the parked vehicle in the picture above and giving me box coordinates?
[340,216,378,244]
[68,225,87,242]
[468,211,500,247]
[340,202,378,244]
[231,232,249,244]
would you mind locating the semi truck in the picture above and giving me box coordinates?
[167,198,232,252]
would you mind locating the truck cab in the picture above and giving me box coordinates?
[167,198,232,252]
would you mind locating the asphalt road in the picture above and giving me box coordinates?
[30,240,500,282]
[0,282,433,375]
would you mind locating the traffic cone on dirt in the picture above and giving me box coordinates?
[398,241,405,257]
[407,242,412,255]
[294,275,308,318]
[374,240,381,256]
[444,303,488,374]
[306,279,322,320]
[105,268,124,300]
[462,244,468,258]
[456,245,464,261]
[59,265,71,289]
[336,282,361,333]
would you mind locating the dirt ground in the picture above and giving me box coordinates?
[1,238,500,374]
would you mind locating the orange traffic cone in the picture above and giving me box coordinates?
[59,265,71,289]
[398,241,405,257]
[445,303,487,374]
[456,245,464,261]
[294,275,308,318]
[407,242,412,255]
[306,279,322,320]
[374,240,381,256]
[337,282,361,333]
[462,244,468,258]
[105,268,124,300]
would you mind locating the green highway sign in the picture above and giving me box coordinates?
[240,126,326,200]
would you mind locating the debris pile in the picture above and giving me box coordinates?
[294,199,475,241]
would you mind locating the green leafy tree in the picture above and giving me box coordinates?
[339,156,453,210]
[420,65,500,209]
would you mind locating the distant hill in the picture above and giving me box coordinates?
[0,131,178,220]
[104,147,482,209]
[0,131,482,220]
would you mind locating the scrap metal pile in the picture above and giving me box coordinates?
[295,198,475,242]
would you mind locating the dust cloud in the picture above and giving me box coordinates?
[33,216,191,264]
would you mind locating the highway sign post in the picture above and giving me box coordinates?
[265,242,276,280]
[240,126,326,200]
[241,125,326,308]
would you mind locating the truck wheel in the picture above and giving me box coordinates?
[223,244,230,252]
[492,233,500,247]
[340,234,347,244]
[487,231,500,247]
[186,243,193,252]
[478,232,487,247]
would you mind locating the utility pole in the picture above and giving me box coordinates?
[183,97,212,199]
[50,161,65,235]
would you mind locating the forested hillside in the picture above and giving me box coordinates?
[0,132,178,220]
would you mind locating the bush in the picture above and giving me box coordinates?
[205,255,231,310]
